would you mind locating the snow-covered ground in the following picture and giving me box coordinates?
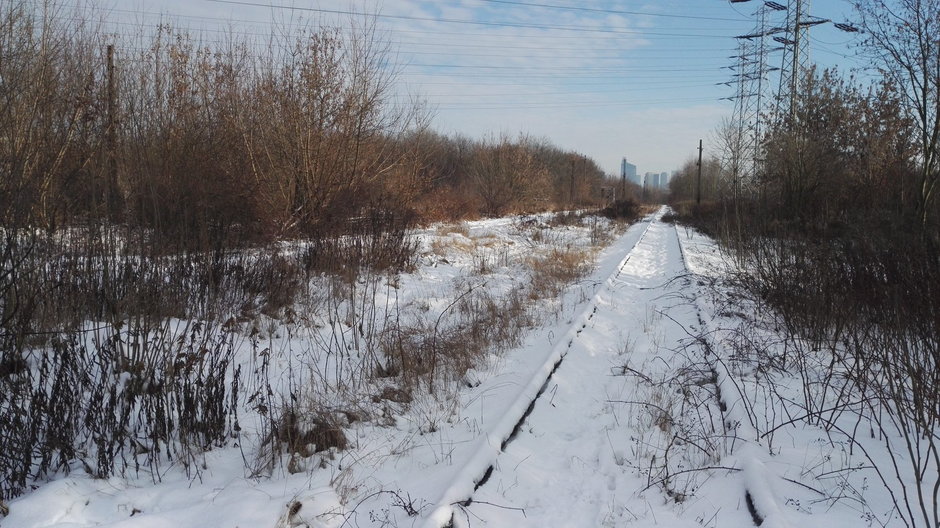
[5,208,928,527]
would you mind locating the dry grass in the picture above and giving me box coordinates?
[527,246,595,299]
[379,285,531,396]
[428,230,516,275]
[434,224,471,238]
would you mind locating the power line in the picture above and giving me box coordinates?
[203,0,735,39]
[404,64,722,72]
[398,71,726,80]
[398,49,731,59]
[408,82,724,98]
[101,42,728,79]
[395,41,734,53]
[37,0,742,130]
[50,7,737,54]
[427,96,719,111]
[43,16,732,64]
[55,1,740,44]
[473,0,750,22]
[405,75,727,86]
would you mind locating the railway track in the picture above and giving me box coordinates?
[418,208,661,528]
[417,209,797,527]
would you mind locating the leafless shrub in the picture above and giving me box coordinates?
[599,198,644,227]
[301,209,418,281]
[0,317,240,499]
[611,342,728,504]
[470,134,552,216]
[718,220,940,525]
[547,210,582,227]
[0,0,423,500]
[270,408,349,462]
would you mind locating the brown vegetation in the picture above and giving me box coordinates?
[0,0,626,502]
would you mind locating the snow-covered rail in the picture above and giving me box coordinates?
[675,223,793,528]
[419,209,661,528]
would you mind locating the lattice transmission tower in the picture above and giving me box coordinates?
[773,0,828,118]
[725,1,784,189]
[724,1,858,191]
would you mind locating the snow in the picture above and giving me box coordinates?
[449,209,743,527]
[420,214,655,527]
[4,208,930,528]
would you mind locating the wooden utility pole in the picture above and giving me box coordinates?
[620,162,626,201]
[106,44,117,217]
[569,157,576,205]
[696,139,703,205]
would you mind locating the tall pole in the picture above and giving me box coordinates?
[620,157,626,201]
[789,0,802,118]
[569,157,576,205]
[106,44,117,217]
[696,139,703,205]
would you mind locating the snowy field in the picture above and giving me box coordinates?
[4,208,931,528]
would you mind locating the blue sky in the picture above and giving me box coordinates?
[106,0,863,176]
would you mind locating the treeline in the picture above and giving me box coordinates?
[670,65,938,238]
[407,132,612,221]
[0,0,610,249]
[671,64,937,235]
[668,157,721,205]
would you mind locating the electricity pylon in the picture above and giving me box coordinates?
[727,1,784,187]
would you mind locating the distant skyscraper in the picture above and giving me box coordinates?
[621,158,638,186]
[660,172,669,188]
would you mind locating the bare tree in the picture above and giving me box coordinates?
[714,117,747,202]
[470,134,548,216]
[0,0,107,228]
[854,0,940,229]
